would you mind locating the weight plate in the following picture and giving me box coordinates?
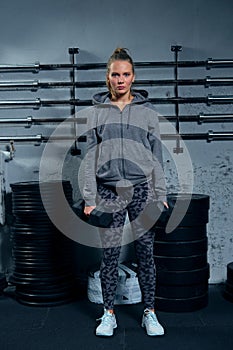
[156,282,208,298]
[16,281,73,292]
[155,292,208,312]
[225,281,233,295]
[155,225,207,242]
[156,264,210,285]
[154,254,208,271]
[223,290,233,303]
[227,262,233,283]
[11,272,73,283]
[167,193,210,213]
[16,295,74,307]
[157,193,210,227]
[154,238,208,257]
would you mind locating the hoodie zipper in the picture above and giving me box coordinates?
[120,109,126,179]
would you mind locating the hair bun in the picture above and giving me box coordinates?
[113,47,128,55]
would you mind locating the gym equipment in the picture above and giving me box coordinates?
[0,46,233,154]
[9,181,75,306]
[72,201,113,228]
[154,193,210,312]
[223,262,233,303]
[87,262,141,305]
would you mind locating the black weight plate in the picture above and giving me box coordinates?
[12,216,50,223]
[167,193,210,213]
[12,259,70,267]
[12,250,57,257]
[225,282,233,295]
[154,238,208,257]
[11,180,71,188]
[177,212,209,226]
[154,254,208,271]
[155,292,208,312]
[12,220,52,226]
[11,272,73,283]
[11,232,56,238]
[223,290,233,303]
[11,228,65,236]
[12,208,48,214]
[156,264,210,285]
[227,262,233,283]
[156,282,208,298]
[11,236,55,242]
[12,270,71,280]
[156,194,210,227]
[16,295,74,307]
[16,281,73,293]
[12,247,70,255]
[12,199,42,205]
[16,292,71,303]
[155,225,207,242]
[12,260,69,268]
[12,238,55,244]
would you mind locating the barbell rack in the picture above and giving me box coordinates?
[0,94,233,109]
[1,131,233,144]
[0,46,233,153]
[1,58,233,73]
[1,76,233,91]
[0,114,233,126]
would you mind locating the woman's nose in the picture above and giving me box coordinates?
[118,76,124,83]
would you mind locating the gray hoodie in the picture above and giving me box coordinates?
[83,90,167,206]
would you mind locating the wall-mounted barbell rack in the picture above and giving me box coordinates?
[0,46,233,154]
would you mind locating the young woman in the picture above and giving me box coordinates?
[83,48,168,337]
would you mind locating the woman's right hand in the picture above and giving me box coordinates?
[84,206,96,217]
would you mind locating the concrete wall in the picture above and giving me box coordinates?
[0,0,233,282]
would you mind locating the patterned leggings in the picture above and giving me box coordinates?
[97,180,156,310]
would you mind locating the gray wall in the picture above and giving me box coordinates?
[0,0,233,282]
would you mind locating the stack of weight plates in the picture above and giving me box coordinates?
[223,262,233,302]
[9,181,75,306]
[154,193,210,312]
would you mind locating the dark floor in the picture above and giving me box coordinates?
[1,284,233,350]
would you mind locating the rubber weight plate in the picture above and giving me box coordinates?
[154,237,208,257]
[156,264,210,285]
[156,282,208,298]
[155,292,208,312]
[227,262,233,284]
[155,225,207,242]
[154,254,208,271]
[225,281,233,296]
[167,193,210,213]
[157,193,209,227]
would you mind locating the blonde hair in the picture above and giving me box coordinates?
[106,47,135,92]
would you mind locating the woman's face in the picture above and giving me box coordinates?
[107,60,135,98]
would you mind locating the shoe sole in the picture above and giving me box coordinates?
[96,324,117,337]
[141,323,164,336]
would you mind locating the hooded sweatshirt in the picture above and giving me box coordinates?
[82,89,167,206]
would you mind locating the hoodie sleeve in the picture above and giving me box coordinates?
[82,108,98,207]
[147,112,167,203]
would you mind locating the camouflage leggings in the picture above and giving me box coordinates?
[97,180,156,310]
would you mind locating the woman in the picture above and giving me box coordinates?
[83,48,168,337]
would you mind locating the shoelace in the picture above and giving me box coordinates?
[144,311,158,325]
[96,313,113,325]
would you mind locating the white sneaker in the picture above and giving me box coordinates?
[96,309,117,337]
[141,309,164,336]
